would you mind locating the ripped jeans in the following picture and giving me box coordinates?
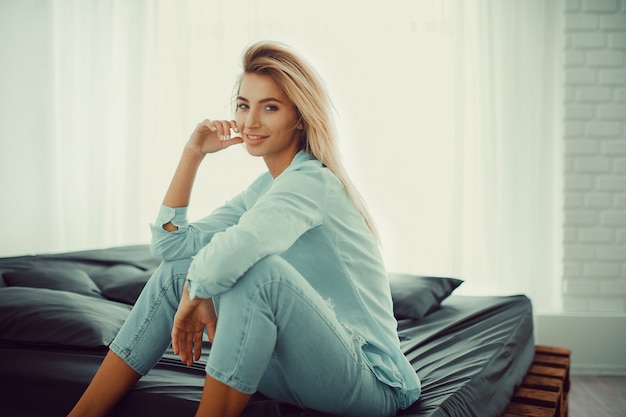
[110,255,399,417]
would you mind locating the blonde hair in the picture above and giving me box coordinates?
[236,41,378,238]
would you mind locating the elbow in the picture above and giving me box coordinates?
[150,224,172,261]
[150,236,185,261]
[150,223,196,261]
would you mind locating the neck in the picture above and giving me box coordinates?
[264,148,300,178]
[263,151,298,178]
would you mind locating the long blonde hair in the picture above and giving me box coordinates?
[236,41,378,238]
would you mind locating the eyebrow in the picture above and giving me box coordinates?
[236,96,283,104]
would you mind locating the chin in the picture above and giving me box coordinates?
[244,144,264,157]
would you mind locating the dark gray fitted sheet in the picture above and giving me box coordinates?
[398,295,535,416]
[0,246,534,417]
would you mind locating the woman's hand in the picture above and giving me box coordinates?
[171,282,218,366]
[186,119,244,155]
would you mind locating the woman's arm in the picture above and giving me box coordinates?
[161,119,243,232]
[150,196,248,261]
[186,163,326,299]
[164,119,241,366]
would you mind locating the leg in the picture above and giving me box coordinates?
[207,255,399,417]
[195,375,252,417]
[110,258,192,375]
[67,259,191,417]
[67,350,140,417]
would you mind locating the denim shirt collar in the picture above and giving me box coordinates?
[275,150,317,179]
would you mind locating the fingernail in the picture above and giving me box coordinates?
[233,127,239,133]
[210,126,217,131]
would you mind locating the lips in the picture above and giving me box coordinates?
[245,134,268,143]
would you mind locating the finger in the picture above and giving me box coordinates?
[178,331,185,362]
[224,120,240,140]
[199,119,217,132]
[230,120,239,134]
[176,330,186,362]
[184,331,194,365]
[175,326,189,364]
[193,330,203,361]
[223,136,244,147]
[171,328,180,355]
[208,323,217,344]
[226,120,242,144]
[216,120,232,141]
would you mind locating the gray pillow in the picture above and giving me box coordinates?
[0,287,131,347]
[389,273,463,320]
[90,264,153,305]
[2,267,101,298]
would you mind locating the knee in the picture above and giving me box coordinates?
[239,255,300,290]
[247,255,292,278]
[216,255,296,305]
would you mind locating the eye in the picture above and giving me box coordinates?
[264,105,278,111]
[236,102,249,110]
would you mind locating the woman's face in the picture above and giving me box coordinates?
[235,72,302,176]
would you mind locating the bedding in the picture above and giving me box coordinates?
[0,245,534,417]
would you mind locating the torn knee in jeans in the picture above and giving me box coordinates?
[325,296,366,348]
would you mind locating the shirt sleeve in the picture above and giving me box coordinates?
[186,165,326,299]
[150,191,247,261]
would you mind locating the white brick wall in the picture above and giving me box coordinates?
[563,0,626,313]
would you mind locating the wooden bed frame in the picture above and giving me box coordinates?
[504,345,571,417]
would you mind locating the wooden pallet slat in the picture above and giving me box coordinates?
[503,345,571,417]
[535,345,572,357]
[521,375,563,392]
[513,387,560,408]
[503,402,556,417]
[529,364,568,380]
[533,354,571,368]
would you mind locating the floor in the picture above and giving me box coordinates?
[569,375,626,417]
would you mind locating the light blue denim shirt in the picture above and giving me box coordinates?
[150,150,420,409]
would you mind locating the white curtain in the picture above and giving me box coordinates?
[448,1,563,310]
[0,0,562,312]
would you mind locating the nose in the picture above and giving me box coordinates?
[244,109,261,129]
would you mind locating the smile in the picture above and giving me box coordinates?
[246,134,268,141]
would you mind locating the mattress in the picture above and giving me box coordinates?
[0,245,534,417]
[398,295,535,416]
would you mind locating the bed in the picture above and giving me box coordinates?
[0,244,537,417]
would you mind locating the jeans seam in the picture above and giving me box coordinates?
[213,279,273,382]
[283,281,360,362]
[111,271,186,375]
[208,277,362,394]
[261,279,360,362]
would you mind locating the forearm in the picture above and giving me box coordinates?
[162,148,206,230]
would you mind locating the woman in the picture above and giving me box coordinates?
[68,41,420,417]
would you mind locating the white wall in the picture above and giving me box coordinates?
[561,0,626,314]
[536,313,626,375]
[535,0,626,375]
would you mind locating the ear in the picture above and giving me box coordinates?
[295,114,304,130]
